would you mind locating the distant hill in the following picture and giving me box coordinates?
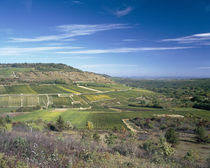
[0,63,81,72]
[0,63,113,84]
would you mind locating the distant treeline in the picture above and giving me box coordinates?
[114,78,210,111]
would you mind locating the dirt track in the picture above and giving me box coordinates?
[122,119,139,133]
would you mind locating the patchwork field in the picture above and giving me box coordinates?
[0,84,122,94]
[0,84,154,108]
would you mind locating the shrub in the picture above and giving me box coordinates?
[112,126,119,132]
[165,128,179,145]
[123,162,135,168]
[105,133,117,145]
[66,121,73,129]
[112,139,139,157]
[47,123,59,131]
[93,133,100,142]
[184,150,199,162]
[4,124,12,132]
[142,138,174,163]
[0,117,5,126]
[207,154,210,168]
[86,121,94,130]
[159,137,175,157]
[0,153,28,168]
[5,115,11,123]
[79,149,94,162]
[13,137,28,150]
[142,140,156,155]
[195,126,209,143]
[56,116,65,131]
[160,124,167,130]
[16,106,41,112]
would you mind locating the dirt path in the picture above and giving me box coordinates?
[122,119,148,134]
[153,114,184,118]
[122,119,140,133]
[77,85,102,93]
[51,108,68,112]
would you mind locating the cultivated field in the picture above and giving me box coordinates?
[12,107,210,129]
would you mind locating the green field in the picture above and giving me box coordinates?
[0,67,34,78]
[13,107,210,129]
[0,84,104,95]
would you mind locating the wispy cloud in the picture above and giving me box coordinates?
[0,46,82,56]
[122,39,137,42]
[61,56,95,59]
[161,33,210,44]
[79,64,137,68]
[72,1,84,5]
[197,67,210,70]
[57,46,193,54]
[114,7,133,17]
[10,24,129,42]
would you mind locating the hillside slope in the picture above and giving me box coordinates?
[0,63,113,84]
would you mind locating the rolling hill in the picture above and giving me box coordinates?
[0,63,113,84]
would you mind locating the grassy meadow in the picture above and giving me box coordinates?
[13,107,210,129]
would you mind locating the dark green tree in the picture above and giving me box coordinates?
[5,115,11,123]
[165,128,179,145]
[56,115,65,131]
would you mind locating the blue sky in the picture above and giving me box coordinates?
[0,0,210,77]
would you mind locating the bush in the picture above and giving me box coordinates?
[195,126,209,143]
[184,150,199,162]
[142,138,174,163]
[112,126,119,132]
[165,128,179,145]
[13,137,28,150]
[93,133,100,142]
[56,116,65,131]
[86,121,94,130]
[47,123,59,131]
[207,154,210,168]
[105,133,117,145]
[5,115,11,123]
[142,140,156,155]
[4,124,12,132]
[159,137,175,157]
[66,121,73,129]
[0,117,6,126]
[0,153,28,168]
[16,106,41,112]
[160,124,167,130]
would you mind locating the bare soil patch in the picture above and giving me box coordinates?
[51,108,68,112]
[153,114,184,118]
